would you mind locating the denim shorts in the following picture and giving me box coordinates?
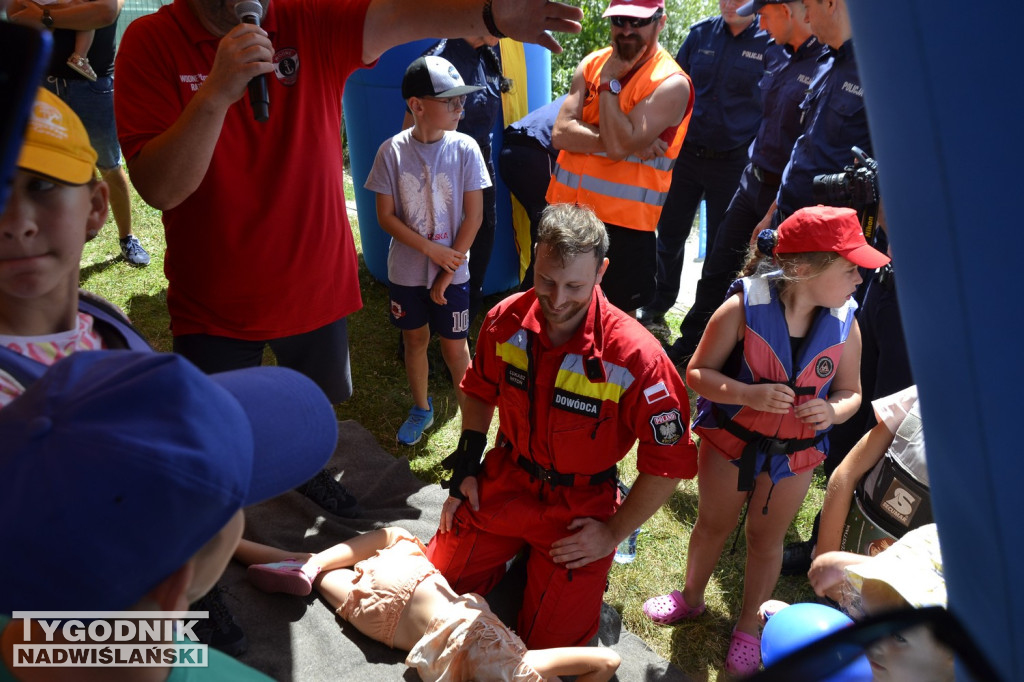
[44,75,122,170]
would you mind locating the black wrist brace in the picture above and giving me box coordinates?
[441,430,487,500]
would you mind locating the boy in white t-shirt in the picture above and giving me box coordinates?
[365,56,491,445]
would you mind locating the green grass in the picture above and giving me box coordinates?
[80,172,818,681]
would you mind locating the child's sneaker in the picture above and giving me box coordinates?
[295,468,362,518]
[397,397,433,445]
[248,560,321,596]
[119,235,151,266]
[67,53,98,81]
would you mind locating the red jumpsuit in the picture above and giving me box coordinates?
[427,289,698,648]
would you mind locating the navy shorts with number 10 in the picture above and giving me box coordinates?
[388,281,471,339]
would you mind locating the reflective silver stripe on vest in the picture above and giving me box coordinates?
[551,165,670,207]
[593,151,677,171]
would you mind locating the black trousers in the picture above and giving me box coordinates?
[669,163,777,359]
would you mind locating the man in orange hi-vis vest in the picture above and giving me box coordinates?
[547,0,693,315]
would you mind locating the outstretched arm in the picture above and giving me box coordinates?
[817,419,894,555]
[7,0,121,30]
[362,0,583,63]
[234,527,404,572]
[523,646,621,682]
[808,550,867,608]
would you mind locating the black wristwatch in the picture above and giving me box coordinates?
[41,8,54,28]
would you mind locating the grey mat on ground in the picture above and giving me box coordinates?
[222,420,691,681]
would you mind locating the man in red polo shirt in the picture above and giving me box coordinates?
[114,0,583,403]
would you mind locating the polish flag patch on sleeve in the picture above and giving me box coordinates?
[643,381,670,404]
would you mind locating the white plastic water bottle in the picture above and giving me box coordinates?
[613,528,641,564]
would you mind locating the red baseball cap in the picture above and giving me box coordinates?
[776,205,891,269]
[603,0,664,19]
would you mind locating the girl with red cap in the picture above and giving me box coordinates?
[642,204,890,676]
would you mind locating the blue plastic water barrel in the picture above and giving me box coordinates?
[344,41,551,296]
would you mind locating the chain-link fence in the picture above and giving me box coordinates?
[116,0,171,47]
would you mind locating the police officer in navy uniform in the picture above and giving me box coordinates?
[422,38,508,325]
[640,0,770,330]
[759,0,871,229]
[498,94,566,290]
[663,0,827,364]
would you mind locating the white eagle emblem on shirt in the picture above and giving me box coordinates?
[399,170,453,238]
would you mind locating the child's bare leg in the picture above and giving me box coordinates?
[737,469,813,636]
[74,29,94,59]
[67,30,97,81]
[439,336,470,413]
[234,538,313,566]
[403,325,431,410]
[522,647,621,682]
[681,443,749,608]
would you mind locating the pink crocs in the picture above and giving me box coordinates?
[725,628,761,676]
[642,590,706,625]
[247,559,320,596]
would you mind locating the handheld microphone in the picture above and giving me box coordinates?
[234,0,269,122]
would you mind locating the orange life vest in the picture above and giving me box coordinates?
[546,46,693,231]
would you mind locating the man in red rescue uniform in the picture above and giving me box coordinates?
[546,0,693,316]
[427,203,698,649]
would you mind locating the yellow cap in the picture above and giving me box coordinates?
[16,88,98,185]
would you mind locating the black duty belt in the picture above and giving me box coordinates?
[751,164,782,186]
[683,141,749,161]
[516,456,616,488]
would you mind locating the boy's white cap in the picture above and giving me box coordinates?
[402,55,484,100]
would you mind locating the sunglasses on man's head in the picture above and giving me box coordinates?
[609,9,663,29]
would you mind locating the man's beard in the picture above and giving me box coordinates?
[537,294,588,326]
[614,34,648,62]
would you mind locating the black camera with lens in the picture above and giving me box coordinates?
[812,146,879,210]
[813,146,880,241]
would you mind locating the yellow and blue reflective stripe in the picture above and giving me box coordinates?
[496,329,529,371]
[555,354,633,404]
